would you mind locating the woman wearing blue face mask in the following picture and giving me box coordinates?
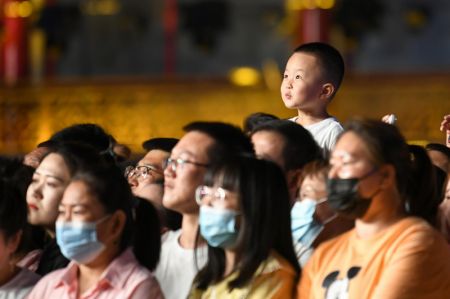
[189,156,300,298]
[28,166,164,298]
[298,119,450,299]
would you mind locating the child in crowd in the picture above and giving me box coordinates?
[189,156,299,298]
[0,180,40,298]
[291,160,353,266]
[281,42,345,153]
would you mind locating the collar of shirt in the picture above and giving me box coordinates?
[52,248,138,293]
[254,251,297,277]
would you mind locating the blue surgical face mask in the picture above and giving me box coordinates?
[291,198,333,247]
[199,206,239,249]
[56,215,110,264]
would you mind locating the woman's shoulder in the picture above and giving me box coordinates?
[385,217,448,252]
[26,267,69,298]
[256,252,297,278]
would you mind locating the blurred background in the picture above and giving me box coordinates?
[0,0,449,154]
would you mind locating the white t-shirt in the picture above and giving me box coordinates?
[289,117,343,152]
[154,229,208,299]
[0,268,41,299]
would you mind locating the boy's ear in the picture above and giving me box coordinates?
[320,83,335,100]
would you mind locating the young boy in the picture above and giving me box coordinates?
[281,42,345,152]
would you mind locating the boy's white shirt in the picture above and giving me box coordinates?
[289,116,343,152]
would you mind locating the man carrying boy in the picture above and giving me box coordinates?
[281,42,345,152]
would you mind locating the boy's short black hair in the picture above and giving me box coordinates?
[142,138,179,152]
[294,42,345,94]
[251,120,321,171]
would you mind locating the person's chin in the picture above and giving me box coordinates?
[162,193,177,209]
[283,100,298,109]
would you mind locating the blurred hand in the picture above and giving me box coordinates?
[440,115,450,132]
[381,114,397,125]
[440,115,450,147]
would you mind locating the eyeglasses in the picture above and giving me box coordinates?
[164,157,209,172]
[195,185,234,206]
[124,165,163,180]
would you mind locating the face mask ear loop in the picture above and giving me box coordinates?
[322,213,338,225]
[315,197,338,225]
[95,214,112,227]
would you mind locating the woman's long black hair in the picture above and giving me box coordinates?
[194,156,300,290]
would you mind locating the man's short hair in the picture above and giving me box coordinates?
[243,112,279,135]
[183,121,254,165]
[142,138,179,152]
[251,120,321,171]
[294,42,345,93]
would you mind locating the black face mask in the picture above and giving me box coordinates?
[326,169,379,219]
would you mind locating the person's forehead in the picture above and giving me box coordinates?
[172,131,215,159]
[251,130,286,168]
[286,52,320,69]
[332,132,369,160]
[63,181,93,204]
[62,181,103,212]
[252,130,285,145]
[428,149,449,162]
[37,153,70,178]
[302,174,325,187]
[139,149,170,166]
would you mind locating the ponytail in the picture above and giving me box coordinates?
[73,166,161,271]
[407,145,440,226]
[343,119,442,227]
[132,197,161,271]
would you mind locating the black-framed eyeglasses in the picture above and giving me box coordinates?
[124,165,163,180]
[163,157,209,172]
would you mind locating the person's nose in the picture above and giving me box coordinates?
[164,162,176,178]
[31,181,44,200]
[287,79,293,89]
[328,165,339,179]
[128,176,138,188]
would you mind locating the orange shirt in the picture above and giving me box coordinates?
[298,217,450,299]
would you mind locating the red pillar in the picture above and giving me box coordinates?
[300,8,330,43]
[2,0,29,86]
[163,0,178,75]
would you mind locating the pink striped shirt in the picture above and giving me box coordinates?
[27,248,164,299]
